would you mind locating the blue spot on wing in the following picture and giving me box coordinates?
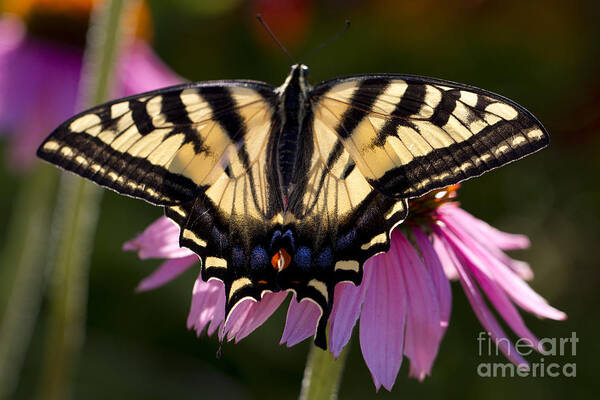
[294,246,311,269]
[270,230,282,251]
[283,230,296,251]
[251,246,269,269]
[232,247,245,266]
[315,247,332,268]
[336,230,356,250]
[211,227,228,249]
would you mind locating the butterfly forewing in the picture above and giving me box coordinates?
[37,81,277,205]
[310,75,549,199]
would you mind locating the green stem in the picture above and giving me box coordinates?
[299,344,350,400]
[36,1,130,399]
[0,165,58,400]
[37,176,103,400]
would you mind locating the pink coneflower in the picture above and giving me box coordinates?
[124,185,566,391]
[0,0,180,170]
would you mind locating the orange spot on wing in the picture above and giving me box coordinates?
[271,248,291,272]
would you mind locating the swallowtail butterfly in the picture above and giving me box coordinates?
[37,64,549,348]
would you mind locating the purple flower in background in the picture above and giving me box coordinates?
[0,6,180,170]
[124,185,566,391]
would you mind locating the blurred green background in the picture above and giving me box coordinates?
[0,0,598,398]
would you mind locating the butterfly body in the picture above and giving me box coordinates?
[38,64,549,348]
[272,64,310,200]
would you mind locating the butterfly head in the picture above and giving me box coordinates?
[289,63,310,81]
[297,63,310,74]
[280,64,309,95]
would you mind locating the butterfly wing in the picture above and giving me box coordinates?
[310,74,549,199]
[163,116,286,322]
[288,74,549,346]
[37,80,277,206]
[38,79,290,327]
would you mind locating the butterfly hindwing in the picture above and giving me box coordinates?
[167,192,279,311]
[310,74,549,199]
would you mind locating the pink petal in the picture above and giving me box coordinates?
[136,255,198,292]
[0,36,82,169]
[0,34,180,170]
[206,279,226,336]
[329,282,364,359]
[439,215,566,321]
[234,291,289,343]
[437,221,542,351]
[280,296,320,347]
[476,242,535,281]
[220,299,254,342]
[0,16,25,55]
[359,238,407,392]
[432,234,459,280]
[504,259,534,281]
[439,205,530,250]
[187,276,226,336]
[123,216,194,259]
[483,253,565,320]
[187,275,207,331]
[440,207,534,280]
[117,40,183,96]
[395,232,442,381]
[433,228,529,367]
[413,227,452,331]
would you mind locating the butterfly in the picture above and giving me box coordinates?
[37,64,549,348]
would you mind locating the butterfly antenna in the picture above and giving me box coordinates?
[256,14,295,63]
[304,19,351,63]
